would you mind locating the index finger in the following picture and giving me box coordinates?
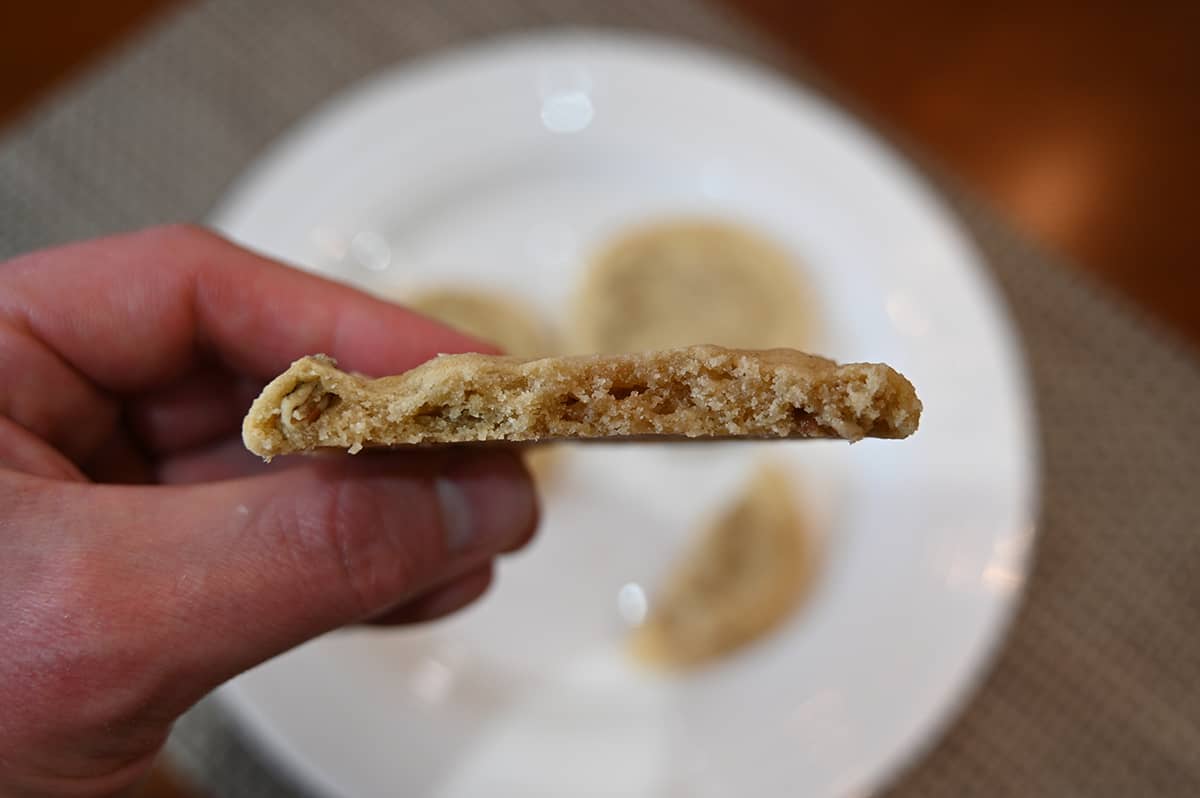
[0,225,494,468]
[0,224,493,393]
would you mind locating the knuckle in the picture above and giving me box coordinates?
[150,222,219,247]
[322,480,390,616]
[298,477,431,617]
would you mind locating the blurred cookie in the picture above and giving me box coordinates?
[575,220,813,353]
[630,464,816,669]
[408,288,556,358]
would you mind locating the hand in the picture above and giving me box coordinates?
[0,226,538,796]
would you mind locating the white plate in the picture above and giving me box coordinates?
[210,32,1037,798]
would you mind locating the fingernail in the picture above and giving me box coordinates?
[435,451,537,554]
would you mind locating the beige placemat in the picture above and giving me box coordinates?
[3,1,1198,795]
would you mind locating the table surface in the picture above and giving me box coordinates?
[2,4,1197,797]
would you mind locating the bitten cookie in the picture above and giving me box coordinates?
[243,345,921,459]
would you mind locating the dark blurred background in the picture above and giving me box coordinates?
[4,1,1198,347]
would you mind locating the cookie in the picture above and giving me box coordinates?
[407,288,555,358]
[407,287,561,480]
[242,345,920,459]
[575,220,813,353]
[630,464,814,668]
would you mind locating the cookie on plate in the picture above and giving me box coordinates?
[407,288,556,358]
[630,464,815,668]
[574,220,814,353]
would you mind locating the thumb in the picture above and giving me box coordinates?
[16,451,536,716]
[162,450,536,682]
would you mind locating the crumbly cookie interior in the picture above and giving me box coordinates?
[243,345,921,459]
